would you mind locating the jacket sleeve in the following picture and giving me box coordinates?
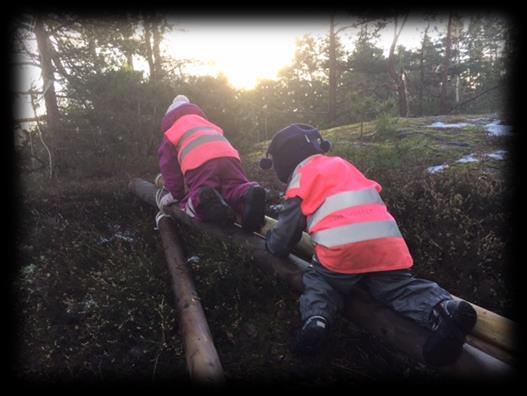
[265,197,306,258]
[158,137,185,200]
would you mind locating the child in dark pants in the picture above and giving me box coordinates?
[158,95,265,232]
[260,123,477,366]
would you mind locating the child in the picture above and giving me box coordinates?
[260,123,477,366]
[158,95,266,232]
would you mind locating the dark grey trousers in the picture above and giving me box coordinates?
[300,259,451,330]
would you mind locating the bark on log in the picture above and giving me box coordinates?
[130,178,513,378]
[155,211,224,383]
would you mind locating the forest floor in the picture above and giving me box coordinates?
[11,114,517,386]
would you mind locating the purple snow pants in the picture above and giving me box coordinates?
[179,157,259,221]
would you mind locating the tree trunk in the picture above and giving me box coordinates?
[34,17,61,142]
[126,52,134,70]
[398,69,409,117]
[419,25,430,116]
[143,18,155,81]
[328,14,337,126]
[387,16,409,117]
[157,214,225,383]
[152,21,163,80]
[440,13,453,114]
[130,178,515,376]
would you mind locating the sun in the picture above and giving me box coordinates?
[163,25,299,90]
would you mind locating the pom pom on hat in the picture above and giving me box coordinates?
[165,94,190,114]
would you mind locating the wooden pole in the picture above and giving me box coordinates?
[130,178,514,377]
[155,211,224,383]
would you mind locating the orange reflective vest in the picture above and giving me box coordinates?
[164,114,240,174]
[285,154,413,274]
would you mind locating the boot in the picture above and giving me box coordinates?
[241,185,266,232]
[197,187,235,225]
[293,315,329,357]
[423,300,477,367]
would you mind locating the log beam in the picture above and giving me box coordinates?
[130,178,514,378]
[156,211,224,383]
[154,174,517,357]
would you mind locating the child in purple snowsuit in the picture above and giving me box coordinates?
[158,95,266,232]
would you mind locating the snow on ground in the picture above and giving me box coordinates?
[485,150,507,160]
[427,164,449,174]
[427,122,472,129]
[97,224,136,244]
[484,120,512,137]
[456,153,479,163]
[427,118,512,137]
[427,149,507,174]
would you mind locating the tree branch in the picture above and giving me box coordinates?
[447,85,500,113]
[11,61,42,68]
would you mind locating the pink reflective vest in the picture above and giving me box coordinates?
[285,154,413,274]
[164,114,240,174]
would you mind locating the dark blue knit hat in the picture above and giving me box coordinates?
[260,123,331,183]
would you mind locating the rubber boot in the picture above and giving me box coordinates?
[293,315,329,357]
[423,300,477,367]
[241,185,266,232]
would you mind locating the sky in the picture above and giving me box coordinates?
[15,17,436,120]
[161,17,433,90]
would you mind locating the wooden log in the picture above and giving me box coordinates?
[155,211,224,383]
[155,174,517,357]
[130,178,513,377]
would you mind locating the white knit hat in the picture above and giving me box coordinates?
[165,94,190,114]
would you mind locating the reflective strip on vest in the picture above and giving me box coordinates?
[287,155,321,191]
[178,134,230,163]
[311,220,403,248]
[307,188,385,231]
[175,126,220,151]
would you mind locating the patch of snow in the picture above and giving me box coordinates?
[98,229,135,244]
[22,264,37,276]
[485,150,507,161]
[427,164,449,174]
[83,296,98,311]
[187,256,200,264]
[113,231,135,242]
[456,153,479,163]
[485,120,512,137]
[427,122,472,129]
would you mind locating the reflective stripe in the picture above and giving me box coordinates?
[307,188,384,231]
[288,172,302,190]
[286,154,321,191]
[311,220,402,248]
[185,196,197,217]
[175,126,220,151]
[178,134,229,163]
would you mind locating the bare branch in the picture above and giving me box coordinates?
[14,115,48,123]
[12,61,42,68]
[335,25,354,35]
